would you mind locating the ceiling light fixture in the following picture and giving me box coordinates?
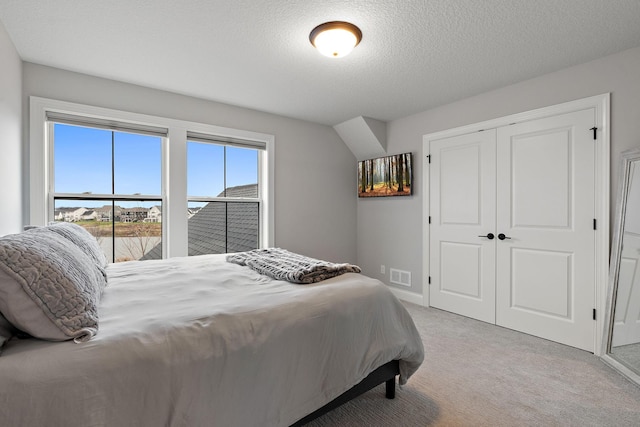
[309,21,362,58]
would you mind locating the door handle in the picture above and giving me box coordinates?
[498,233,511,240]
[478,233,495,240]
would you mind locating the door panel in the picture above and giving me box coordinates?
[440,144,482,225]
[510,248,573,319]
[495,109,595,351]
[510,129,571,228]
[440,242,483,298]
[429,130,496,323]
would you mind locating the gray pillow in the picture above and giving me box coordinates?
[46,222,108,269]
[0,228,107,342]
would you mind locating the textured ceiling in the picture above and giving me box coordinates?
[1,0,639,126]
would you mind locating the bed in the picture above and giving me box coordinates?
[0,224,424,426]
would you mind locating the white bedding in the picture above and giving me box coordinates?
[0,254,424,426]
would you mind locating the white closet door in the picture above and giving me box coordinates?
[495,109,596,352]
[429,130,497,323]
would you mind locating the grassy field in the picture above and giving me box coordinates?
[75,220,162,237]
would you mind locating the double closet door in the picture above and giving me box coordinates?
[429,109,596,352]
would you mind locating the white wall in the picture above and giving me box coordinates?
[359,46,640,296]
[0,20,22,236]
[22,63,358,264]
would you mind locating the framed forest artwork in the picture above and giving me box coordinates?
[358,152,412,198]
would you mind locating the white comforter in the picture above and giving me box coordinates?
[0,254,424,427]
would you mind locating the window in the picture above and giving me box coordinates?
[186,133,264,256]
[31,97,274,262]
[49,119,165,262]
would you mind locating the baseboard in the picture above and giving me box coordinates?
[388,287,424,306]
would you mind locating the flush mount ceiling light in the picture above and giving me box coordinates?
[309,21,362,58]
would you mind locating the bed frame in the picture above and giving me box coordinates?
[290,360,400,426]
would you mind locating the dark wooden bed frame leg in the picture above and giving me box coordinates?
[290,360,399,426]
[385,377,396,399]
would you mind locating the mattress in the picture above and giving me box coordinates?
[0,254,424,426]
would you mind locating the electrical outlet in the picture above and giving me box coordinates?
[380,265,385,274]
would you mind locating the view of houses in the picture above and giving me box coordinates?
[54,185,258,263]
[53,205,202,223]
[53,205,195,262]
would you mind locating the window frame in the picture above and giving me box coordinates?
[186,136,264,255]
[49,122,166,262]
[30,96,274,259]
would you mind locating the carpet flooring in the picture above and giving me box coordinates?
[305,302,640,426]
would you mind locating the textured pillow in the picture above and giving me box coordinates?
[0,228,107,342]
[46,222,108,269]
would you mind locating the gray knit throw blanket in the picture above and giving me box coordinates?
[226,248,361,284]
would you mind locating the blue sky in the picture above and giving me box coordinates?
[54,123,257,207]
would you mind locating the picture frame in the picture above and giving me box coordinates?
[358,152,412,198]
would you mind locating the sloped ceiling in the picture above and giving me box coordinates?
[334,116,387,161]
[1,0,639,126]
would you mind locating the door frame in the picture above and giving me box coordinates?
[422,93,610,355]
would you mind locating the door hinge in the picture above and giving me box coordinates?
[590,127,597,140]
[428,276,431,285]
[593,219,597,230]
[428,216,431,224]
[593,308,596,320]
[426,154,431,164]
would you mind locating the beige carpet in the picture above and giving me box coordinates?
[305,302,640,426]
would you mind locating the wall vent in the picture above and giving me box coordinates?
[390,268,411,287]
